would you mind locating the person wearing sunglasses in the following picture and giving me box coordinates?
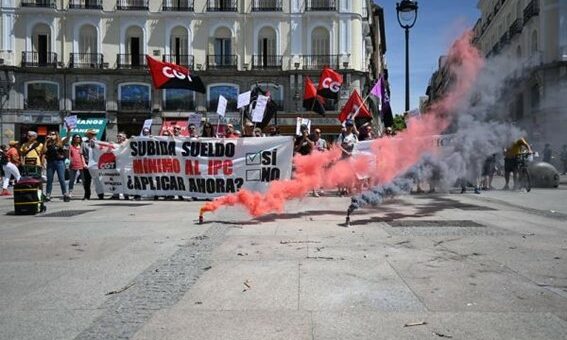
[42,127,71,202]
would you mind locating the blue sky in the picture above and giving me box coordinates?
[375,0,480,114]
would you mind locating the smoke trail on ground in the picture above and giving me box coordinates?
[200,32,487,219]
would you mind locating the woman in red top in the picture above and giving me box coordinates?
[68,134,87,198]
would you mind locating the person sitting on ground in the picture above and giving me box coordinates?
[503,137,532,190]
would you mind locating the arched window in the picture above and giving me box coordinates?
[73,82,105,111]
[31,23,52,66]
[163,89,195,111]
[169,26,190,67]
[211,27,234,68]
[77,25,98,67]
[118,83,151,111]
[25,81,59,110]
[253,83,283,110]
[208,84,238,111]
[256,27,278,68]
[310,27,330,69]
[124,26,144,67]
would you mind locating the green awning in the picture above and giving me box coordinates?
[61,118,107,140]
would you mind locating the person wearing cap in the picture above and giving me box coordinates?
[1,142,21,196]
[82,129,104,200]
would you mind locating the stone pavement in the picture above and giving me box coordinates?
[0,176,566,339]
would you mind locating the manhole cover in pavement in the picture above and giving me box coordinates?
[93,203,152,207]
[40,210,96,217]
[384,220,505,236]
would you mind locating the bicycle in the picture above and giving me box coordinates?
[515,152,532,192]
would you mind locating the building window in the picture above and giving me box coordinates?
[30,23,53,66]
[531,30,538,53]
[170,26,189,61]
[73,83,105,111]
[118,83,151,111]
[163,89,195,111]
[208,27,236,68]
[25,82,59,110]
[253,83,283,110]
[312,27,330,55]
[208,84,238,111]
[120,26,144,68]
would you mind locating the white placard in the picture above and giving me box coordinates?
[187,113,201,129]
[217,95,227,117]
[295,117,311,136]
[64,115,78,129]
[237,91,251,109]
[140,119,153,135]
[252,95,268,123]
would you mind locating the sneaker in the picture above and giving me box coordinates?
[0,189,11,196]
[312,191,320,197]
[63,195,71,202]
[460,187,466,194]
[474,187,481,194]
[503,185,510,190]
[45,195,51,202]
[98,194,104,200]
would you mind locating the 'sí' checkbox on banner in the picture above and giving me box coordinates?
[246,169,261,181]
[246,152,262,165]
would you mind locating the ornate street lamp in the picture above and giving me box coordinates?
[396,0,418,112]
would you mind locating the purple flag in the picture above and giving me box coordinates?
[380,77,394,127]
[370,76,382,98]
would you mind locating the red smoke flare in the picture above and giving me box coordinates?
[200,32,484,218]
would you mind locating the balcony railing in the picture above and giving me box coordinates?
[163,98,195,111]
[206,55,238,69]
[523,0,539,25]
[251,0,281,11]
[302,54,340,70]
[117,0,148,10]
[69,53,104,68]
[24,98,59,111]
[509,18,523,38]
[118,100,151,111]
[208,99,237,112]
[162,54,194,69]
[73,99,106,111]
[306,0,336,11]
[207,0,237,12]
[21,0,56,8]
[162,0,193,11]
[68,0,102,9]
[116,54,147,69]
[252,55,282,69]
[21,51,58,67]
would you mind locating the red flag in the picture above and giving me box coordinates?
[338,90,371,122]
[146,56,206,93]
[317,67,343,100]
[303,77,325,116]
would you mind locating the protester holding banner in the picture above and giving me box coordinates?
[224,124,238,139]
[82,129,104,200]
[111,132,130,200]
[201,122,215,137]
[188,124,199,138]
[294,125,314,156]
[67,134,87,199]
[42,129,71,202]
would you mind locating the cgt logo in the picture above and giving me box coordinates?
[162,66,192,82]
[321,77,341,93]
[98,152,116,170]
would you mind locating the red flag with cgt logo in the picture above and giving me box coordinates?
[146,56,206,93]
[317,67,343,100]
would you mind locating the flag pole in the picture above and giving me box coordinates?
[351,93,372,120]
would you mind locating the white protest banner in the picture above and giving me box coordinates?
[252,95,268,123]
[140,119,153,135]
[187,113,201,129]
[64,115,78,129]
[90,136,294,198]
[217,95,227,117]
[295,117,311,135]
[237,91,251,109]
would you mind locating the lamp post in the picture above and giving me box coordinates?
[396,0,418,113]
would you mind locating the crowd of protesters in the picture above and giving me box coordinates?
[1,118,565,201]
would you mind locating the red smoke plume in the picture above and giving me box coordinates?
[200,32,484,218]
